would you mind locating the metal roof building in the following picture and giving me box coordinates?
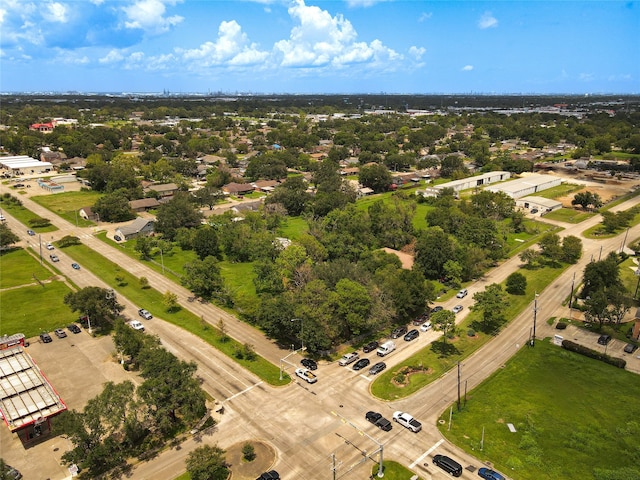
[0,155,54,175]
[485,173,562,199]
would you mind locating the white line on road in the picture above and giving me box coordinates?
[223,382,263,403]
[409,438,444,469]
[360,374,372,382]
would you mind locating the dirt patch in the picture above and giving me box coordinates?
[227,440,276,480]
[391,365,433,387]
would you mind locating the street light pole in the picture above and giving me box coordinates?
[291,318,303,351]
[531,292,539,346]
[160,248,165,274]
[569,272,576,318]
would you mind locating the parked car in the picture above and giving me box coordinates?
[403,329,419,342]
[431,306,444,315]
[365,411,392,431]
[295,367,317,384]
[39,332,52,343]
[67,324,81,334]
[624,343,638,354]
[433,454,462,477]
[369,362,386,375]
[453,305,464,314]
[46,243,54,250]
[54,328,67,339]
[456,288,468,298]
[301,358,318,370]
[352,358,370,371]
[531,208,539,214]
[128,320,145,331]
[256,470,280,480]
[27,229,35,236]
[390,325,408,339]
[478,467,505,480]
[71,263,81,270]
[597,334,611,345]
[138,309,153,320]
[0,214,5,221]
[49,254,59,262]
[2,463,22,480]
[339,352,360,366]
[362,341,379,353]
[420,321,432,332]
[114,235,122,241]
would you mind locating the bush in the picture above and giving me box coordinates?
[561,339,627,368]
[556,322,567,330]
[242,442,256,462]
[29,217,51,228]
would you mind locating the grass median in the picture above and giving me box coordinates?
[63,243,289,386]
[439,340,640,480]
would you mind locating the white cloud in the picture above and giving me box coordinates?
[53,49,89,64]
[418,12,432,22]
[478,11,498,29]
[99,49,125,64]
[122,0,184,34]
[409,46,425,60]
[90,0,105,5]
[178,20,268,67]
[462,65,473,71]
[43,3,68,23]
[579,72,594,82]
[345,0,387,7]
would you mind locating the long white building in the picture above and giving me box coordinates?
[485,173,562,199]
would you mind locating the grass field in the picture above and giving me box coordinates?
[30,191,102,227]
[439,341,640,480]
[61,243,287,386]
[542,208,595,223]
[371,263,567,400]
[533,183,583,200]
[0,248,54,289]
[0,201,58,233]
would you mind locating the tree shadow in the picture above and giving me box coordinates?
[430,341,460,357]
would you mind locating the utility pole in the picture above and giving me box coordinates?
[569,272,576,317]
[457,361,461,411]
[531,293,539,346]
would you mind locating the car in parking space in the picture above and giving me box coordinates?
[403,329,419,342]
[39,332,53,343]
[456,288,468,298]
[49,254,59,262]
[531,208,539,214]
[352,358,370,371]
[46,243,54,250]
[301,358,318,370]
[256,470,280,480]
[138,309,153,320]
[433,454,462,477]
[453,305,464,314]
[624,343,638,354]
[420,321,432,332]
[67,324,81,334]
[114,235,122,242]
[295,367,317,384]
[362,341,379,353]
[597,334,611,345]
[54,328,67,339]
[71,263,81,270]
[478,467,505,480]
[369,362,386,375]
[1,463,22,480]
[339,352,360,366]
[390,325,408,339]
[431,306,443,314]
[27,229,35,236]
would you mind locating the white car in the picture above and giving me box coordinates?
[338,352,360,366]
[456,289,468,298]
[138,309,153,320]
[295,367,317,384]
[453,305,464,314]
[46,243,54,250]
[420,321,432,332]
[128,320,145,332]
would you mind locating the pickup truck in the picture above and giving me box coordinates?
[392,411,422,433]
[338,352,360,366]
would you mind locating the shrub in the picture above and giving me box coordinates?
[242,443,256,462]
[561,340,627,368]
[556,322,567,330]
[29,217,51,228]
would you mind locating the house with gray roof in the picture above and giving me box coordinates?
[115,217,155,241]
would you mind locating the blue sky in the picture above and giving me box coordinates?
[1,0,638,94]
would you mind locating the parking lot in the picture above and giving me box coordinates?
[0,329,141,480]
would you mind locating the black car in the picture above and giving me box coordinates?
[431,306,444,314]
[301,358,318,370]
[597,334,612,345]
[362,340,379,353]
[352,358,370,371]
[67,324,82,334]
[403,329,419,342]
[366,411,382,424]
[39,332,52,343]
[114,235,122,241]
[256,471,280,480]
[369,362,386,375]
[624,343,638,354]
[391,325,408,339]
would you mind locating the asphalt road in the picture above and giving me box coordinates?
[2,185,640,480]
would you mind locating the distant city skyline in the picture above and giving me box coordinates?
[1,0,638,95]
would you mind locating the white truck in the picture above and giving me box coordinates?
[392,411,422,433]
[376,340,396,357]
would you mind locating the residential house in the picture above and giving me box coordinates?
[115,218,155,241]
[253,179,280,193]
[78,206,98,221]
[129,198,160,212]
[144,183,179,200]
[222,182,255,196]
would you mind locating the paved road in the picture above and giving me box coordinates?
[3,185,640,480]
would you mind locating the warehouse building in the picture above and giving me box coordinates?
[0,156,54,176]
[485,173,562,199]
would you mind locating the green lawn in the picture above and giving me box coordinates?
[439,341,640,480]
[30,191,102,227]
[61,243,288,386]
[542,208,595,224]
[0,248,54,289]
[372,460,422,479]
[371,263,567,400]
[276,216,309,241]
[0,281,75,338]
[0,200,58,233]
[533,183,583,200]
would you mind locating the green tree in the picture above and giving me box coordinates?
[571,191,603,211]
[192,226,220,260]
[506,272,527,295]
[519,248,541,268]
[471,283,509,333]
[182,256,225,300]
[186,445,229,480]
[193,185,222,211]
[431,309,456,346]
[0,222,19,249]
[93,190,135,223]
[155,191,203,240]
[581,253,622,299]
[358,163,392,193]
[163,291,179,312]
[561,235,583,264]
[64,287,123,330]
[414,227,456,280]
[538,232,563,264]
[265,176,312,216]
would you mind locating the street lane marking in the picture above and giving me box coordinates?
[360,374,372,381]
[409,439,444,469]
[224,382,263,403]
